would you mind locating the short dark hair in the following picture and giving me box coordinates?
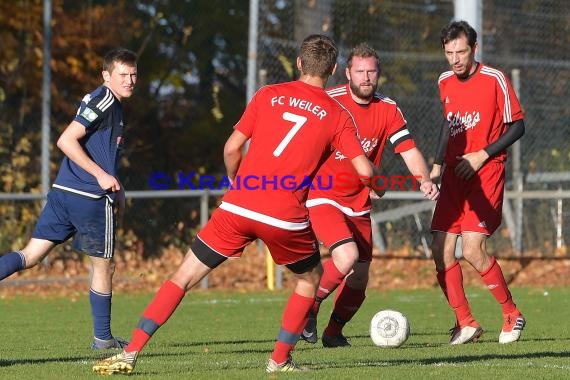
[440,20,477,48]
[346,43,381,71]
[298,34,338,78]
[103,48,138,73]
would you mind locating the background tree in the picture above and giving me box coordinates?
[0,0,249,255]
[0,0,142,249]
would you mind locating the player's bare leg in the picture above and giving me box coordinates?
[0,238,53,282]
[18,238,54,269]
[321,261,369,347]
[300,242,358,344]
[93,248,213,375]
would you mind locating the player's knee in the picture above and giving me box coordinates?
[461,240,485,258]
[23,257,40,269]
[431,235,444,256]
[462,250,489,272]
[108,260,116,276]
[331,247,359,272]
[430,244,447,270]
[347,262,369,286]
[20,250,44,269]
[92,258,115,278]
[347,273,368,288]
[430,239,444,259]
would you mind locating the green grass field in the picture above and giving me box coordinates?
[1,286,569,379]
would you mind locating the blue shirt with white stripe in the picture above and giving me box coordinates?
[53,85,124,199]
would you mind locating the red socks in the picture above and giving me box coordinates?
[271,292,314,364]
[438,257,519,326]
[311,259,346,314]
[323,285,366,337]
[125,280,186,352]
[480,256,517,314]
[437,261,475,326]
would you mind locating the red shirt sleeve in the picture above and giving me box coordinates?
[234,88,263,138]
[499,75,525,123]
[332,110,366,160]
[386,105,416,154]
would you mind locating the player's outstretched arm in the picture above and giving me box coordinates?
[400,147,439,201]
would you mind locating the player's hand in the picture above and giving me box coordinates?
[455,150,489,180]
[97,173,121,192]
[420,180,440,201]
[370,188,384,200]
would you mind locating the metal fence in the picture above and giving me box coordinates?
[254,0,570,257]
[1,0,569,259]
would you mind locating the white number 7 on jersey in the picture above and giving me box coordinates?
[273,112,308,157]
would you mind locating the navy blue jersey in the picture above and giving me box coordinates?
[53,86,124,198]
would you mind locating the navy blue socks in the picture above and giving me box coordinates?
[0,251,25,281]
[90,288,113,340]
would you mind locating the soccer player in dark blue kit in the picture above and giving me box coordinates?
[0,48,138,349]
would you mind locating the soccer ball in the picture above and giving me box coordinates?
[370,309,410,348]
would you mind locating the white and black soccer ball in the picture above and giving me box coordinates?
[370,309,410,348]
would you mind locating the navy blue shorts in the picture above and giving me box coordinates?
[33,189,116,258]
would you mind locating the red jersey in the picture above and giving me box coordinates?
[221,80,365,225]
[438,63,524,166]
[307,83,415,213]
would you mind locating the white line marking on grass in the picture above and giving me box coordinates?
[428,361,570,371]
[182,296,287,306]
[354,361,570,371]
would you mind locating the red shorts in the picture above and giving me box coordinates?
[431,161,505,235]
[308,204,372,262]
[196,207,319,266]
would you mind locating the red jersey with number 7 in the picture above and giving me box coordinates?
[222,80,365,224]
[438,63,524,166]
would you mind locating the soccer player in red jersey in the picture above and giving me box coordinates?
[93,34,375,375]
[430,21,526,345]
[299,43,439,347]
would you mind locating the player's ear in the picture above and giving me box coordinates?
[345,66,350,80]
[296,57,302,72]
[472,42,479,58]
[102,70,111,83]
[331,63,337,76]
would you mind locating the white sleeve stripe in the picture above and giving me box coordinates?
[396,107,408,125]
[481,67,513,123]
[438,71,454,84]
[326,87,347,97]
[331,98,362,139]
[96,89,115,112]
[389,129,410,144]
[96,90,111,108]
[378,95,396,105]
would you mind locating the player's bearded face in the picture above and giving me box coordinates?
[347,56,378,101]
[349,79,377,100]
